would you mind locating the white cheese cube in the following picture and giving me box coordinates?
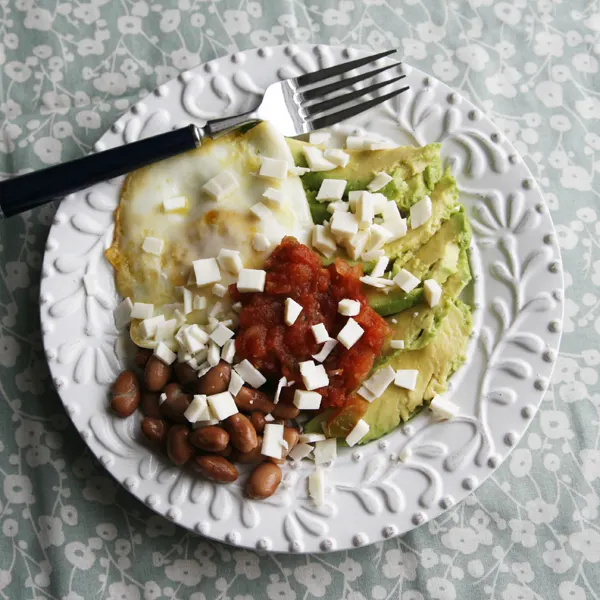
[113,297,133,329]
[393,269,420,293]
[163,196,186,212]
[184,395,208,422]
[186,357,198,370]
[370,256,389,279]
[311,323,330,344]
[344,229,370,261]
[323,149,350,168]
[196,362,211,378]
[207,341,220,366]
[364,365,396,397]
[424,279,442,307]
[308,467,325,506]
[366,224,392,251]
[217,249,243,275]
[140,314,165,339]
[228,370,244,397]
[259,157,288,180]
[192,258,221,287]
[289,443,314,462]
[367,172,393,192]
[430,395,460,419]
[284,298,303,326]
[154,342,176,365]
[358,385,377,402]
[312,225,337,258]
[210,324,234,347]
[250,202,273,221]
[316,179,346,202]
[159,392,167,404]
[155,318,178,342]
[221,339,236,364]
[237,269,266,293]
[370,193,388,215]
[186,324,209,345]
[211,284,226,298]
[202,171,239,200]
[391,339,405,349]
[264,414,274,422]
[193,295,207,311]
[289,165,310,176]
[345,419,370,447]
[252,233,272,252]
[232,302,242,313]
[131,302,154,320]
[314,438,337,464]
[345,135,368,150]
[234,359,266,388]
[142,236,164,256]
[303,146,337,172]
[338,299,361,317]
[410,196,432,229]
[394,369,418,390]
[298,433,327,443]
[262,423,284,459]
[274,376,287,404]
[302,363,329,390]
[360,275,395,289]
[337,318,364,349]
[382,202,407,241]
[331,211,359,239]
[182,288,193,315]
[207,391,238,420]
[262,187,284,206]
[361,249,385,262]
[347,190,363,209]
[293,390,322,410]
[299,360,316,376]
[209,301,224,319]
[309,131,331,145]
[312,339,338,362]
[194,347,208,363]
[355,192,374,228]
[327,201,349,214]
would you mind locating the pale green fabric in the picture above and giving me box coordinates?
[1,1,599,599]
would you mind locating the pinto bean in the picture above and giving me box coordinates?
[135,348,153,369]
[195,361,231,395]
[166,425,193,465]
[246,462,282,499]
[269,427,300,464]
[234,387,275,414]
[140,391,161,418]
[230,436,264,464]
[159,382,191,423]
[225,413,258,454]
[249,412,266,434]
[141,417,169,443]
[111,370,141,417]
[272,402,300,420]
[144,356,172,391]
[174,362,198,386]
[190,426,230,453]
[194,455,238,483]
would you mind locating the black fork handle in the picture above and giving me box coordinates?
[0,124,201,218]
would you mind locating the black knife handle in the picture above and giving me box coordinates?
[0,124,202,218]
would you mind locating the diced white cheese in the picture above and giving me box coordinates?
[382,202,407,241]
[232,301,242,313]
[289,443,314,462]
[250,202,273,221]
[163,195,187,212]
[209,301,224,319]
[323,148,350,168]
[217,249,243,275]
[273,376,287,404]
[193,295,207,311]
[312,339,338,362]
[330,211,358,239]
[210,324,234,347]
[259,156,288,179]
[181,326,206,354]
[309,131,331,145]
[207,391,238,420]
[364,365,396,398]
[370,256,389,278]
[360,275,395,289]
[184,395,208,422]
[194,347,208,363]
[355,192,374,228]
[289,165,310,176]
[394,369,418,390]
[430,395,460,419]
[262,186,284,206]
[299,360,316,376]
[424,279,442,307]
[391,339,405,349]
[237,269,266,293]
[308,467,325,506]
[284,298,303,326]
[327,201,349,214]
[316,179,346,202]
[221,339,236,364]
[262,423,284,459]
[303,146,337,172]
[311,323,330,344]
[212,283,227,298]
[312,224,337,258]
[202,171,239,199]
[228,370,244,397]
[140,315,165,339]
[186,357,198,370]
[155,318,178,342]
[298,433,327,443]
[358,385,377,402]
[293,390,322,410]
[345,135,368,150]
[361,249,385,262]
[113,297,133,329]
[314,438,337,464]
[347,190,363,210]
[343,228,369,260]
[192,258,221,287]
[159,392,167,404]
[410,195,432,229]
[207,341,221,366]
[131,302,154,320]
[252,233,272,252]
[393,269,420,293]
[186,324,209,345]
[367,172,393,192]
[154,342,176,365]
[370,193,388,215]
[264,414,274,422]
[338,299,361,317]
[337,318,364,349]
[302,363,329,391]
[234,359,266,388]
[196,361,212,378]
[345,419,370,447]
[366,224,392,251]
[142,236,164,256]
[182,288,193,315]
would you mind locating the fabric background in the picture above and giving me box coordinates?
[1,1,599,599]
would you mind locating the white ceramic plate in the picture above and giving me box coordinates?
[40,45,564,553]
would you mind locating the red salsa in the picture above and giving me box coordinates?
[230,237,390,410]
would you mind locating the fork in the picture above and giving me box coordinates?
[0,50,408,218]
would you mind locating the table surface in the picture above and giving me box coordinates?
[1,1,599,599]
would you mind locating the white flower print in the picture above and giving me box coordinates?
[536,81,563,108]
[510,448,532,477]
[572,53,598,74]
[60,505,78,526]
[24,8,54,30]
[267,580,296,600]
[580,449,600,481]
[76,110,101,129]
[426,577,456,600]
[1,98,22,118]
[533,31,564,56]
[539,410,574,439]
[192,543,218,578]
[146,515,176,538]
[432,57,459,82]
[456,44,490,71]
[441,527,480,554]
[93,72,128,95]
[160,9,181,33]
[234,551,260,580]
[502,584,534,600]
[15,420,45,448]
[223,10,251,35]
[382,549,418,580]
[559,582,586,600]
[402,39,426,60]
[576,97,600,119]
[171,48,200,70]
[40,91,71,115]
[26,445,51,467]
[77,39,104,56]
[64,541,95,570]
[165,559,203,586]
[82,476,117,505]
[117,15,143,34]
[2,519,19,537]
[143,581,161,600]
[73,3,100,25]
[525,498,558,524]
[509,519,537,547]
[560,165,592,191]
[420,547,439,568]
[569,529,600,562]
[542,547,573,573]
[486,67,520,98]
[294,564,332,597]
[3,474,35,504]
[511,562,534,584]
[107,582,140,600]
[338,557,362,581]
[33,137,62,165]
[38,515,65,548]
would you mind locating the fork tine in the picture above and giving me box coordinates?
[294,49,396,88]
[306,85,410,130]
[303,74,406,118]
[299,63,399,102]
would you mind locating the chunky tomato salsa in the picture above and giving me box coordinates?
[230,237,390,409]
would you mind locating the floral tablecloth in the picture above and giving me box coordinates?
[1,1,599,599]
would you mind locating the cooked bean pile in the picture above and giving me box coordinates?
[110,348,302,499]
